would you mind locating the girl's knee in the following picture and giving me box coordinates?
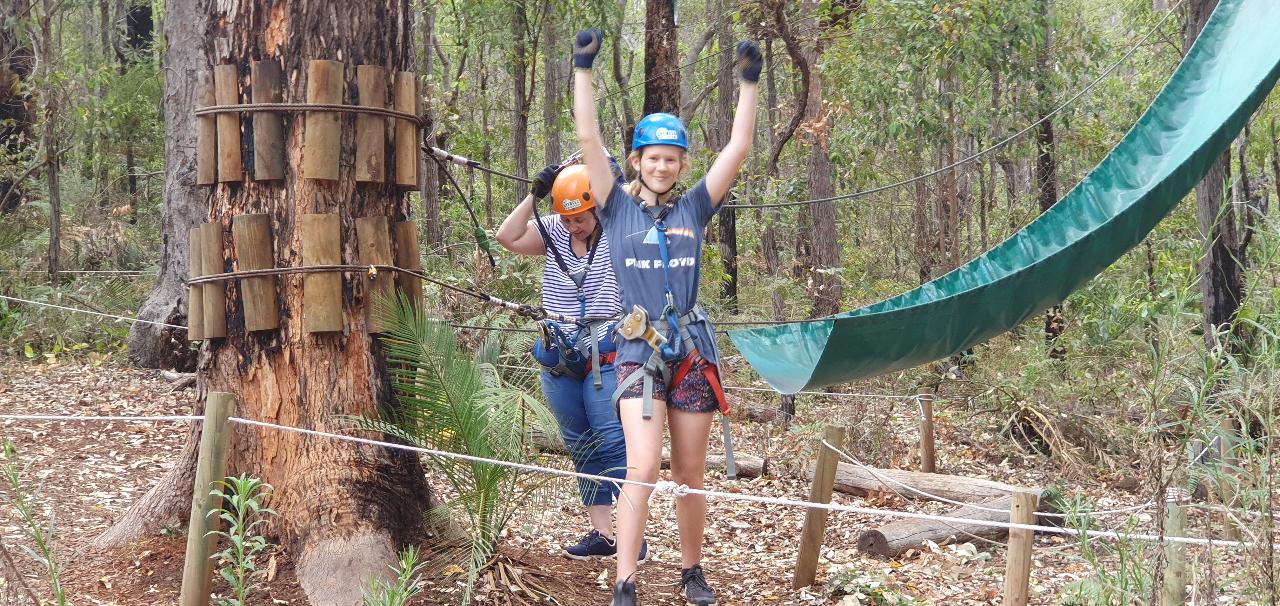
[669,467,706,489]
[627,464,661,485]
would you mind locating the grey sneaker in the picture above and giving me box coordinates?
[611,579,637,606]
[680,564,716,606]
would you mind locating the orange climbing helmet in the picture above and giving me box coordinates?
[551,164,595,216]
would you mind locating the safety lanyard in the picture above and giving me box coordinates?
[638,200,683,360]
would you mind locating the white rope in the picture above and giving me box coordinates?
[723,385,921,399]
[0,414,202,422]
[0,295,187,330]
[821,440,1155,519]
[0,269,154,275]
[3,411,1264,549]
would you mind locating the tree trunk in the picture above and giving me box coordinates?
[540,1,562,165]
[707,0,737,312]
[511,0,530,200]
[107,3,430,605]
[1034,0,1066,360]
[642,0,679,115]
[611,0,636,158]
[801,0,841,317]
[1185,0,1244,351]
[126,0,207,371]
[419,0,442,248]
[0,0,32,213]
[34,0,60,281]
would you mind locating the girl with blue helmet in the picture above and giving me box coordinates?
[570,28,762,606]
[496,159,647,565]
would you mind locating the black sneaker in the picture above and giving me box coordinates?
[680,564,717,605]
[637,538,649,564]
[611,579,637,606]
[563,529,617,560]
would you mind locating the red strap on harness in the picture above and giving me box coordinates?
[673,349,730,416]
[586,351,617,372]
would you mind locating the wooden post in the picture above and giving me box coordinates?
[301,213,343,333]
[178,391,235,606]
[793,425,846,589]
[1003,490,1038,606]
[213,64,242,182]
[918,392,936,473]
[231,214,279,332]
[250,60,284,181]
[302,60,343,181]
[199,223,228,339]
[394,221,423,306]
[187,227,205,341]
[1162,491,1188,605]
[355,216,393,332]
[355,65,388,183]
[1217,418,1241,541]
[393,71,419,188]
[196,73,217,186]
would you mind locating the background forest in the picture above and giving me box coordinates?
[2,0,1280,603]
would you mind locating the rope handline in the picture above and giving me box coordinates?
[722,0,1185,209]
[821,440,1155,519]
[1,411,1266,549]
[194,103,423,125]
[0,295,188,331]
[424,146,533,184]
[0,414,202,422]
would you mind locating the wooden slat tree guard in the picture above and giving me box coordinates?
[301,213,342,333]
[213,64,242,182]
[199,223,227,339]
[231,214,279,332]
[196,73,217,186]
[178,392,235,606]
[355,65,388,183]
[793,425,846,589]
[355,216,394,333]
[394,221,423,305]
[393,71,418,188]
[250,60,284,181]
[302,60,343,181]
[187,226,205,341]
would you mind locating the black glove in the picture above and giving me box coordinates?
[573,29,604,70]
[735,40,763,83]
[531,164,559,199]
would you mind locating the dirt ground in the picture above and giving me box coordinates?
[0,359,1250,605]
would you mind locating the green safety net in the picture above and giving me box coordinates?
[729,0,1280,395]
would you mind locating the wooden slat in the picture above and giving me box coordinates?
[394,221,422,307]
[301,213,342,333]
[199,223,227,339]
[392,71,418,187]
[250,60,284,181]
[178,392,235,606]
[213,64,242,182]
[231,214,279,332]
[196,73,217,185]
[355,65,388,183]
[186,227,205,341]
[302,60,344,181]
[356,216,393,333]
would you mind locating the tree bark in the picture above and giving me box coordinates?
[1034,0,1066,360]
[126,0,207,371]
[0,0,33,213]
[642,0,679,115]
[33,0,60,281]
[540,1,562,165]
[857,494,1058,558]
[800,0,841,318]
[706,0,737,312]
[511,0,530,200]
[611,0,636,158]
[107,3,430,605]
[419,0,443,248]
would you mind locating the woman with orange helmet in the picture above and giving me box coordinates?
[496,156,647,565]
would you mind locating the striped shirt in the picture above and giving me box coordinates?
[538,215,621,342]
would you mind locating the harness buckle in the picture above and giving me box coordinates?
[618,305,668,352]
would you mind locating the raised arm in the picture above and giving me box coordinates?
[705,41,762,207]
[495,165,559,256]
[571,29,616,208]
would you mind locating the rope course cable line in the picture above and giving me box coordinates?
[0,295,188,330]
[722,0,1186,209]
[0,411,1265,550]
[194,103,424,124]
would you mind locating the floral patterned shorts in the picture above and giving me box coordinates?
[615,360,719,414]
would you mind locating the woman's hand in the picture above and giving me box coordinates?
[531,164,560,199]
[573,29,603,70]
[735,41,763,83]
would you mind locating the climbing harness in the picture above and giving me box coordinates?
[611,196,737,478]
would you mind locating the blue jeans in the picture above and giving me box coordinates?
[540,365,627,506]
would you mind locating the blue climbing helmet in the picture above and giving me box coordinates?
[631,113,689,151]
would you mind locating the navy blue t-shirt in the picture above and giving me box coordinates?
[599,178,720,367]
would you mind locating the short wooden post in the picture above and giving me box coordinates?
[355,216,393,333]
[394,220,423,305]
[355,65,388,183]
[393,71,419,188]
[793,425,846,589]
[199,223,228,339]
[231,214,279,332]
[213,64,242,182]
[1217,418,1241,541]
[250,60,284,181]
[1003,490,1038,606]
[301,213,342,333]
[1162,490,1188,605]
[196,73,217,186]
[918,392,936,473]
[178,391,235,606]
[187,227,205,341]
[302,60,343,181]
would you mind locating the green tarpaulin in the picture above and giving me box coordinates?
[729,0,1280,395]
